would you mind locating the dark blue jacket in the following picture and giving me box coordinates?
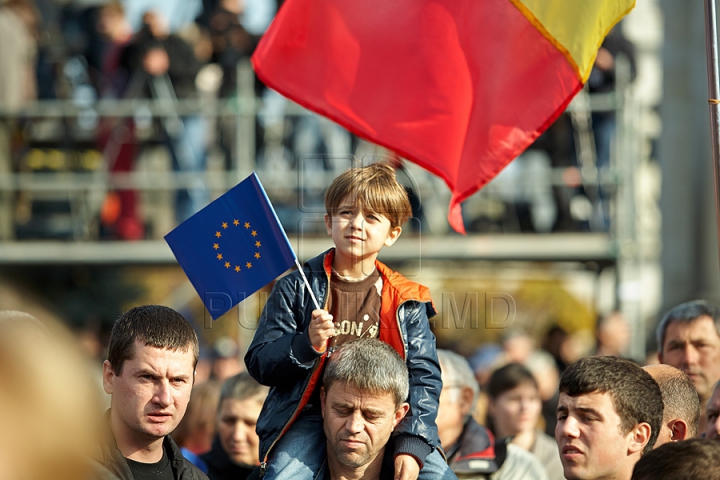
[244,249,442,468]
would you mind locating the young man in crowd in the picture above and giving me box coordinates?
[92,305,208,480]
[555,356,663,480]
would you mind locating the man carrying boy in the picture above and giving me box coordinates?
[245,162,453,479]
[321,338,411,480]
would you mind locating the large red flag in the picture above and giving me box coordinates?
[252,0,635,233]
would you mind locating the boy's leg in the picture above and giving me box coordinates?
[263,410,326,480]
[418,449,458,480]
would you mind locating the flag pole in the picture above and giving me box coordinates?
[705,0,720,267]
[294,257,321,310]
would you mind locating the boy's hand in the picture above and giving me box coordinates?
[394,454,420,480]
[309,309,335,351]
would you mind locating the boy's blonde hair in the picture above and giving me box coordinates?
[324,162,412,228]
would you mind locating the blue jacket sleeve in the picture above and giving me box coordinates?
[393,301,442,451]
[244,273,323,386]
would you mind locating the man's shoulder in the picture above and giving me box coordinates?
[89,411,134,480]
[178,462,210,480]
[87,457,131,480]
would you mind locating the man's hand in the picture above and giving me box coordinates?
[394,454,420,480]
[309,309,335,352]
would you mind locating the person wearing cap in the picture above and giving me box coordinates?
[436,349,547,480]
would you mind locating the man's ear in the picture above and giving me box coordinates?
[459,386,475,417]
[384,226,402,247]
[324,214,332,236]
[627,422,652,455]
[669,419,690,442]
[657,351,664,364]
[320,386,327,418]
[392,402,410,430]
[102,360,115,395]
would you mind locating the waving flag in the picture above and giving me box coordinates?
[252,0,635,233]
[165,173,296,320]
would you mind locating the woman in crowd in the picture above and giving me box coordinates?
[486,362,564,480]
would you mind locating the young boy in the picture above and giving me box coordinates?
[244,162,453,479]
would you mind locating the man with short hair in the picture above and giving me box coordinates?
[319,339,413,480]
[642,364,699,446]
[202,372,269,480]
[657,300,720,431]
[93,305,208,480]
[555,356,663,480]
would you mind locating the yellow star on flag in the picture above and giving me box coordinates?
[251,230,257,237]
[235,265,241,272]
[215,231,221,238]
[217,253,223,260]
[213,243,219,250]
[246,262,253,269]
[224,262,230,268]
[244,222,250,228]
[222,222,228,229]
[255,252,261,259]
[255,241,261,247]
[233,219,240,226]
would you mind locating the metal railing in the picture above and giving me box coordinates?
[0,61,643,259]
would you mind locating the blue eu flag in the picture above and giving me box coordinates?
[165,172,296,320]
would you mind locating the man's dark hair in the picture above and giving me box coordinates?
[559,356,663,454]
[631,438,720,480]
[656,300,720,352]
[107,305,199,375]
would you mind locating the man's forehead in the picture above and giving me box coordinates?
[558,390,614,412]
[327,383,395,407]
[126,341,194,368]
[133,339,192,355]
[665,315,718,339]
[219,396,263,418]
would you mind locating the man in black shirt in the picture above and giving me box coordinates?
[90,305,208,480]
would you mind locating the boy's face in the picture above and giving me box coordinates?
[325,200,401,269]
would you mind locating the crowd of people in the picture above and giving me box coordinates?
[5,297,720,480]
[4,162,720,480]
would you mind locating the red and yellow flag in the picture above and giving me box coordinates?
[252,0,636,233]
